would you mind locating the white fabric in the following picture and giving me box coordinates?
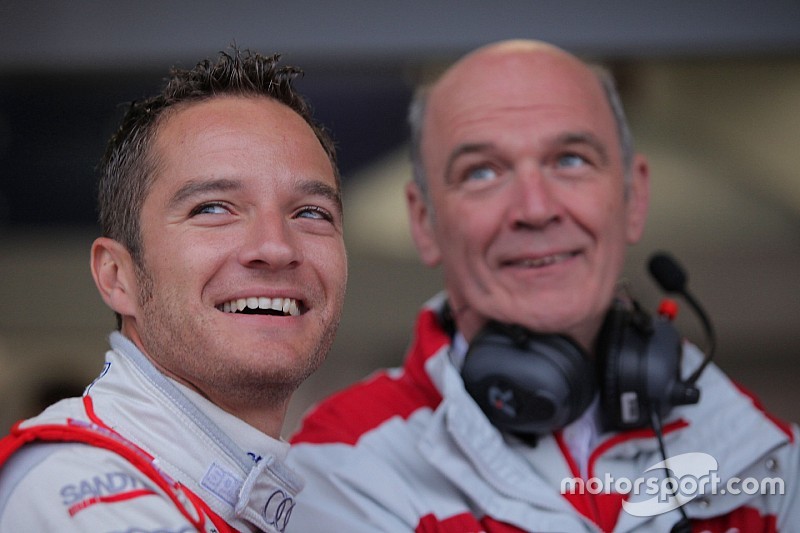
[287,296,800,532]
[450,328,602,479]
[0,332,302,532]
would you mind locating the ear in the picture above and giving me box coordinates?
[405,181,442,267]
[90,237,139,317]
[625,154,650,244]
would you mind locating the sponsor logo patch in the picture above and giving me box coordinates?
[61,471,149,506]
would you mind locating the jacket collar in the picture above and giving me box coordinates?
[87,332,304,532]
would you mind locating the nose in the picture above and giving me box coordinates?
[507,163,562,230]
[237,212,302,270]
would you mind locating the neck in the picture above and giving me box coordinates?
[120,325,290,438]
[165,369,292,439]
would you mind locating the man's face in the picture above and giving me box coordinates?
[125,96,346,410]
[408,46,648,350]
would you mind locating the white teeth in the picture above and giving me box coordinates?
[218,296,302,316]
[518,253,571,268]
[522,257,553,267]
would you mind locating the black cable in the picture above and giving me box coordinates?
[682,289,716,384]
[650,408,692,533]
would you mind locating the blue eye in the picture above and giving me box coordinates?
[466,166,498,182]
[192,202,230,216]
[557,154,588,168]
[297,206,333,222]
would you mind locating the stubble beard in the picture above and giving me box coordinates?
[132,263,342,410]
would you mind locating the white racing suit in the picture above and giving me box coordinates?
[0,332,303,532]
[288,294,800,532]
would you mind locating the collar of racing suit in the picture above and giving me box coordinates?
[85,332,304,532]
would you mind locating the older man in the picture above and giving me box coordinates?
[288,40,798,532]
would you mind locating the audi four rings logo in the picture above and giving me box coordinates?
[264,489,295,532]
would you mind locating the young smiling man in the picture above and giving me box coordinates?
[0,48,346,532]
[287,40,798,531]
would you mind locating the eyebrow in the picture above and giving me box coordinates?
[168,178,242,209]
[556,131,610,166]
[298,179,343,215]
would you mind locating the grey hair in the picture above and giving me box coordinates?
[591,64,635,192]
[408,85,431,199]
[407,63,635,200]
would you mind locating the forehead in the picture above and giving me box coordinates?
[423,49,615,153]
[149,95,336,190]
[155,95,323,158]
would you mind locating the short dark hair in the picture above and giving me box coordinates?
[98,47,338,264]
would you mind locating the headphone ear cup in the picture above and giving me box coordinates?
[598,302,686,430]
[597,304,647,430]
[462,322,596,436]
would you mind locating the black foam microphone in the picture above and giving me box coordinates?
[647,252,715,385]
[648,252,687,293]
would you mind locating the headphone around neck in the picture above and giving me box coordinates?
[459,253,712,533]
[460,253,710,439]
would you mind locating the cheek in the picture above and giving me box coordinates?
[152,233,229,288]
[435,220,482,269]
[570,188,626,238]
[327,249,348,290]
[435,216,494,291]
[583,196,632,284]
[307,239,347,287]
[437,199,498,248]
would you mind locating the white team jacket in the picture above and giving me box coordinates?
[0,332,303,532]
[288,295,800,532]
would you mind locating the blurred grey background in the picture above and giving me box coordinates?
[1,0,798,437]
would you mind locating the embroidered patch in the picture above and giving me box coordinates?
[200,462,241,507]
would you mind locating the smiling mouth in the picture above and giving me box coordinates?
[503,251,578,268]
[216,297,302,317]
